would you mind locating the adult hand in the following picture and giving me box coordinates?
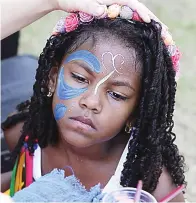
[54,0,167,27]
[1,0,167,39]
[54,0,152,22]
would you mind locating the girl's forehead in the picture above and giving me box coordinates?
[69,39,141,76]
[60,40,141,93]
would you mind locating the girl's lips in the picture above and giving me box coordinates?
[69,118,96,132]
[70,116,96,129]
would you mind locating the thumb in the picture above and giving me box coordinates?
[94,5,107,17]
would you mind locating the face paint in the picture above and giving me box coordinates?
[54,103,67,120]
[101,52,125,74]
[55,51,101,119]
[64,50,101,73]
[94,70,115,95]
[57,68,88,100]
[93,52,125,95]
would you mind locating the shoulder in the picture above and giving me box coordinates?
[3,121,24,152]
[152,167,185,202]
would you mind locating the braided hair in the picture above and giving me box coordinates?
[1,18,186,193]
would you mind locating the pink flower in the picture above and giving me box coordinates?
[79,12,94,23]
[171,47,181,72]
[65,13,79,32]
[132,11,143,22]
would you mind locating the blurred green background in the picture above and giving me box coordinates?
[18,0,196,201]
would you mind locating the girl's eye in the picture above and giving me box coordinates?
[71,73,89,84]
[108,91,127,101]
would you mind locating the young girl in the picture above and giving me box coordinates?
[2,3,186,202]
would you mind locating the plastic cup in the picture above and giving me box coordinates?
[102,187,157,203]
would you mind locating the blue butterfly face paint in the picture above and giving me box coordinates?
[54,103,67,120]
[57,68,88,100]
[55,50,102,120]
[64,50,101,73]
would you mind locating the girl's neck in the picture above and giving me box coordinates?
[57,138,113,162]
[55,132,129,162]
[41,132,129,186]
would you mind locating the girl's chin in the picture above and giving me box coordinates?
[60,131,97,148]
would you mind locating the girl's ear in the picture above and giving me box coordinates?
[127,107,138,127]
[126,115,136,128]
[48,67,59,93]
[125,120,132,128]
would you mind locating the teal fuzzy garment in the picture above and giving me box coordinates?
[12,169,103,202]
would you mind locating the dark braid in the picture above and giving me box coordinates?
[2,100,30,130]
[2,18,186,193]
[120,22,186,192]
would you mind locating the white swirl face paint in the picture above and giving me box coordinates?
[94,70,115,95]
[93,52,125,95]
[101,52,125,74]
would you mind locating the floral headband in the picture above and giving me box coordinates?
[52,4,180,80]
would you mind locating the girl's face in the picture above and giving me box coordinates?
[50,39,141,147]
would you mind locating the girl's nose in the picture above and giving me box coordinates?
[79,89,102,114]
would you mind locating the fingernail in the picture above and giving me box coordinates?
[97,5,107,18]
[95,6,105,17]
[146,16,151,23]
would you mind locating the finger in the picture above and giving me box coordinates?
[99,5,108,18]
[135,2,168,28]
[135,2,151,23]
[75,1,105,16]
[98,0,137,9]
[98,0,151,22]
[98,0,167,26]
[145,6,168,29]
[93,4,108,17]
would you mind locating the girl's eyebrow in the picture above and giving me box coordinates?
[111,80,135,92]
[64,50,101,73]
[72,60,94,75]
